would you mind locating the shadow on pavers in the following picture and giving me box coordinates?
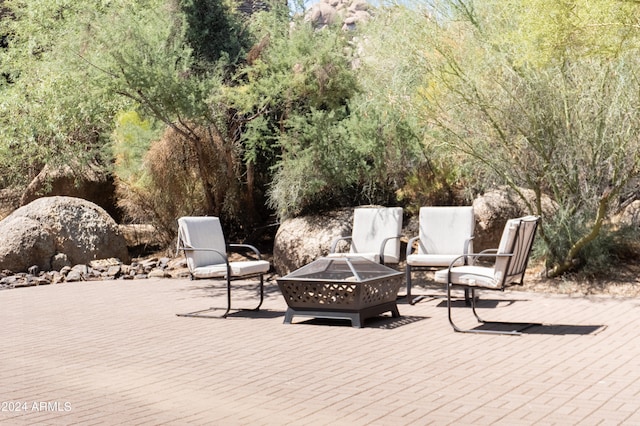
[510,323,607,335]
[437,298,608,335]
[291,315,430,330]
[225,309,285,319]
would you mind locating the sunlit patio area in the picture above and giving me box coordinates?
[1,277,639,425]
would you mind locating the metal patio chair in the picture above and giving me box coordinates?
[434,215,540,335]
[405,206,475,304]
[176,216,270,318]
[328,206,403,265]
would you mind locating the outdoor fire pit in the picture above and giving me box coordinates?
[277,257,403,328]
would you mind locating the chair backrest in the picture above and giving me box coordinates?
[418,206,474,255]
[493,215,540,287]
[350,207,403,261]
[177,216,227,270]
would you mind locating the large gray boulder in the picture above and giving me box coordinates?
[0,196,129,272]
[273,208,353,276]
[20,163,121,222]
[473,186,558,252]
[305,0,372,30]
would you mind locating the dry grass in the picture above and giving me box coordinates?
[406,261,640,298]
[520,262,640,298]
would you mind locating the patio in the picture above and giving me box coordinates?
[1,276,639,425]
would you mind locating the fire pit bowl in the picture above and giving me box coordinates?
[277,257,403,328]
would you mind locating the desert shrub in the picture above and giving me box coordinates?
[116,126,206,245]
[537,207,640,278]
[115,122,248,244]
[396,160,468,216]
[415,1,640,277]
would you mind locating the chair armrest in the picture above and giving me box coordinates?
[478,248,498,254]
[406,236,420,258]
[229,243,264,260]
[447,251,513,270]
[379,235,402,264]
[468,247,497,266]
[179,246,229,261]
[330,236,352,253]
[463,236,475,264]
[177,246,231,276]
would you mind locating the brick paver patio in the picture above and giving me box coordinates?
[1,276,639,425]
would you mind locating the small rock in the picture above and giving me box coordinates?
[171,269,192,279]
[50,271,64,284]
[35,277,51,285]
[1,276,18,286]
[65,270,83,282]
[148,269,170,278]
[106,265,121,277]
[90,258,122,270]
[71,264,89,275]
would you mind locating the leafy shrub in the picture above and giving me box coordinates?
[396,160,468,216]
[536,207,640,278]
[114,121,248,244]
[115,125,206,245]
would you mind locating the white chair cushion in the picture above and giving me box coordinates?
[434,216,540,290]
[350,207,403,263]
[434,265,500,289]
[406,254,466,267]
[191,260,270,279]
[178,217,227,270]
[418,206,474,256]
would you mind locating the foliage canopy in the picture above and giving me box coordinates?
[2,0,640,277]
[416,0,640,276]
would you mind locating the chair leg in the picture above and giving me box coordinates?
[251,275,265,311]
[447,286,535,335]
[225,276,232,317]
[446,282,466,333]
[405,265,412,301]
[176,275,264,319]
[464,288,472,306]
[228,274,264,313]
[234,274,264,312]
[404,265,438,305]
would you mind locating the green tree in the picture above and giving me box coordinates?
[236,7,428,218]
[230,11,362,218]
[96,0,277,235]
[0,0,128,188]
[418,0,640,276]
[181,0,249,67]
[1,0,267,235]
[352,3,461,211]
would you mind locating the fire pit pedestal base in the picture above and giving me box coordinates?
[283,301,400,328]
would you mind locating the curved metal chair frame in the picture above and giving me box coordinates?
[405,206,475,305]
[436,216,540,335]
[176,217,270,319]
[329,207,403,265]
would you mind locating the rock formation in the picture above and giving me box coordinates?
[0,196,129,272]
[473,186,558,252]
[20,163,122,222]
[305,0,373,30]
[273,208,352,275]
